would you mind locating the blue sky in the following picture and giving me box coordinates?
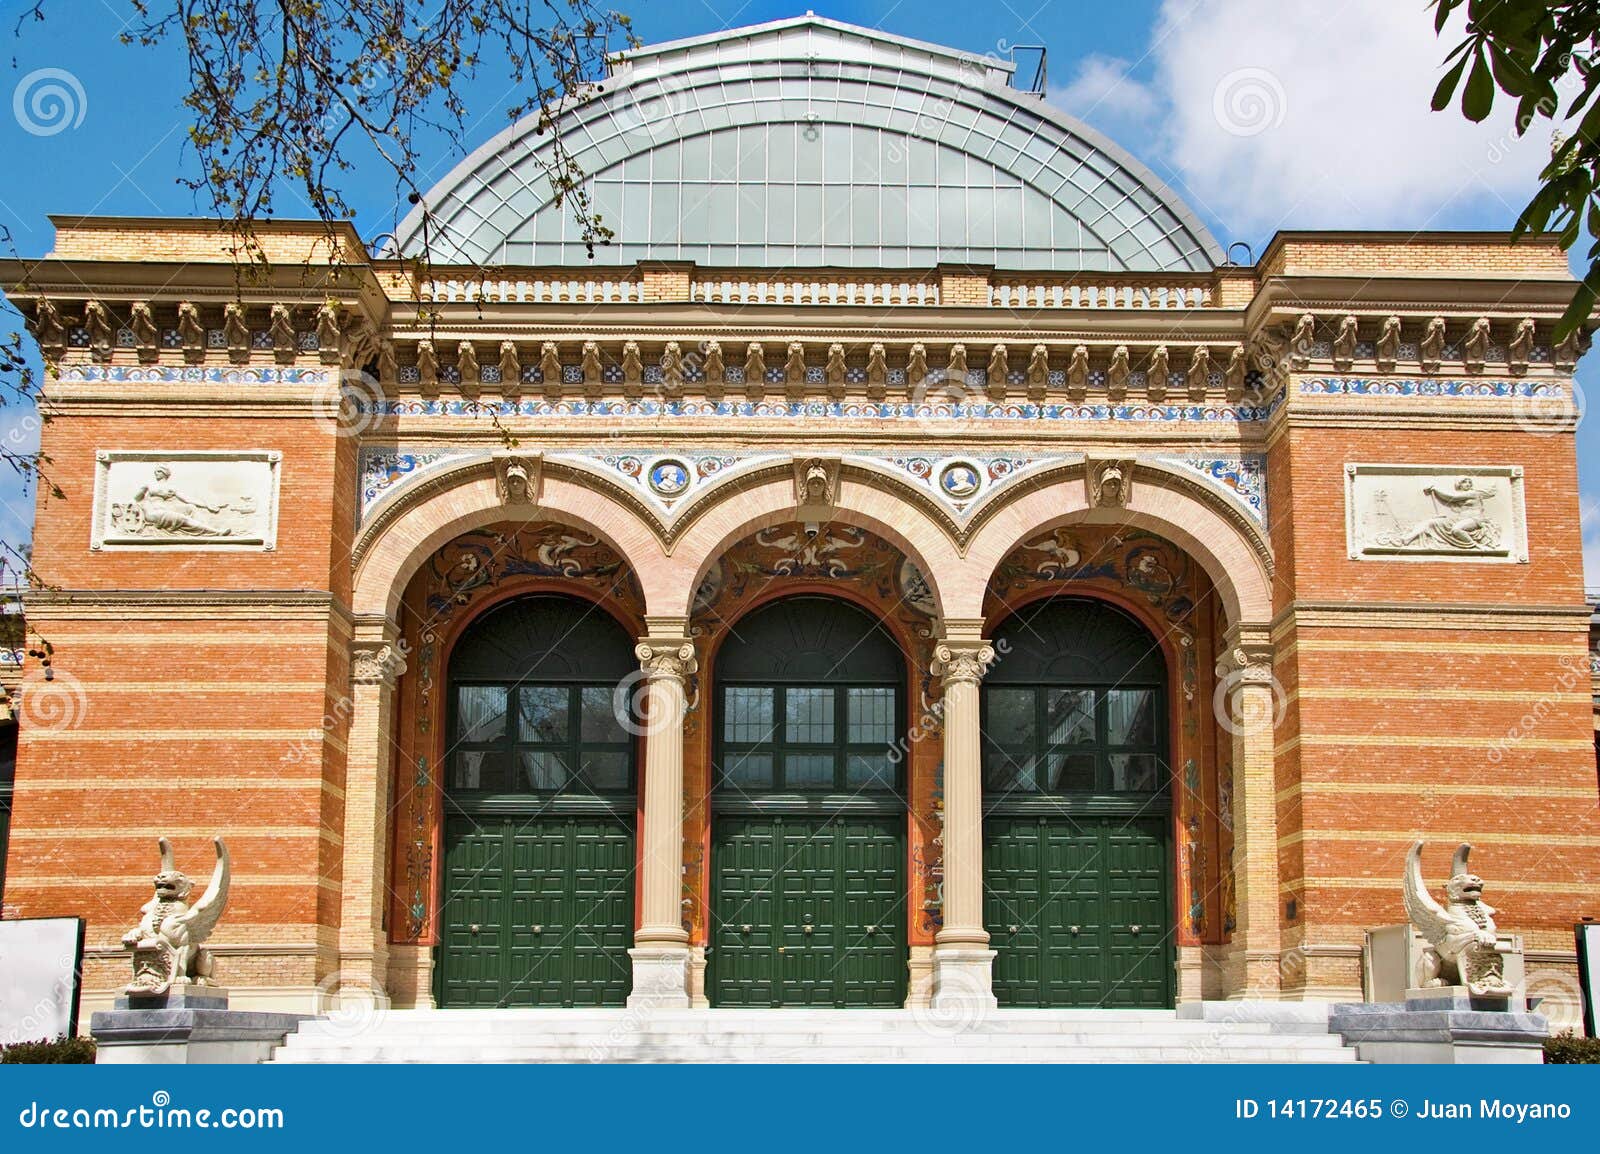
[0,0,1595,585]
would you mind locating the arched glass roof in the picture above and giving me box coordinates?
[396,16,1221,271]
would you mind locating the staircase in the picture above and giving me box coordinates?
[271,1006,1362,1063]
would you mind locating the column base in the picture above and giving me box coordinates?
[626,947,691,1010]
[929,947,997,1011]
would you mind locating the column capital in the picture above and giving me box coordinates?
[1215,622,1273,682]
[636,635,698,682]
[351,640,407,687]
[932,638,995,687]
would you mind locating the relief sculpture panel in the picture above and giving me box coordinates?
[92,450,281,551]
[1344,462,1526,563]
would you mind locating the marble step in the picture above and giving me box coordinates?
[274,1043,1360,1064]
[279,1026,1351,1049]
[271,1007,1360,1064]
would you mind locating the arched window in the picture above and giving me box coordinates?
[446,595,637,798]
[714,596,904,797]
[983,597,1169,800]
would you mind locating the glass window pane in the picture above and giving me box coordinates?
[724,687,775,743]
[984,748,1037,793]
[847,687,895,745]
[796,134,823,181]
[580,686,627,743]
[1106,689,1157,747]
[766,124,795,181]
[984,687,1038,792]
[452,749,511,792]
[1109,754,1162,793]
[845,754,894,789]
[456,685,507,742]
[795,187,824,245]
[1047,689,1096,745]
[720,751,773,789]
[785,753,834,790]
[1051,752,1098,792]
[785,687,835,744]
[520,750,568,791]
[576,751,630,792]
[518,686,569,743]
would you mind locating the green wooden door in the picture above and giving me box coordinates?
[985,816,1172,1008]
[710,815,905,1007]
[438,815,634,1007]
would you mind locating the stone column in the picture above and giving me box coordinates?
[929,621,997,1010]
[1216,629,1282,999]
[627,622,696,1009]
[338,619,406,1011]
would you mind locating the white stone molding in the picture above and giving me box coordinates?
[1344,462,1527,563]
[91,449,281,551]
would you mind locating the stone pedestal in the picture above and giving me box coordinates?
[91,988,310,1065]
[1328,988,1548,1064]
[928,948,998,1013]
[626,947,691,1010]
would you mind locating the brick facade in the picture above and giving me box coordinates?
[1,214,1595,1022]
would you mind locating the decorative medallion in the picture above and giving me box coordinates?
[938,461,982,499]
[879,453,1051,515]
[647,458,692,496]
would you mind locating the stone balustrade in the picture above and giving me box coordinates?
[990,277,1215,309]
[422,276,643,304]
[691,277,940,307]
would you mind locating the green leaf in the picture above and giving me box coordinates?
[1433,52,1470,110]
[1462,48,1495,121]
[1553,270,1599,342]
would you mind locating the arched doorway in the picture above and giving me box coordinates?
[708,596,908,1007]
[435,594,639,1007]
[982,596,1175,1007]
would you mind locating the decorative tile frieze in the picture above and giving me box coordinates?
[1154,455,1268,524]
[359,449,460,520]
[91,449,281,551]
[359,396,1279,423]
[56,365,333,385]
[1344,462,1527,563]
[357,444,1276,529]
[1300,377,1566,399]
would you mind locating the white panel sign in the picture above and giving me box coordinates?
[0,917,85,1044]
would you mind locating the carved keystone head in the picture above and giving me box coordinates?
[1085,457,1134,508]
[494,451,541,506]
[793,455,840,519]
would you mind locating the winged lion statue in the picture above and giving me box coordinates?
[121,836,231,995]
[1402,839,1513,998]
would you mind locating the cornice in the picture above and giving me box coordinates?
[1247,274,1580,324]
[23,588,354,623]
[388,303,1253,343]
[1270,599,1592,637]
[0,258,391,321]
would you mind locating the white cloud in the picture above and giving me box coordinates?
[1049,54,1159,143]
[1051,0,1565,241]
